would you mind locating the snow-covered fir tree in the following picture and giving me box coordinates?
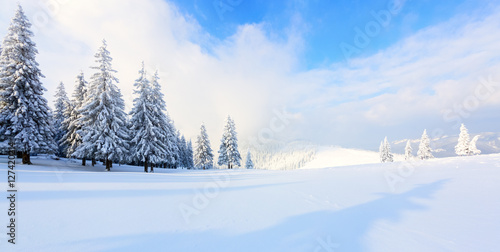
[218,116,242,169]
[62,72,87,164]
[148,71,178,169]
[128,62,167,173]
[194,123,213,169]
[404,140,413,161]
[163,113,179,168]
[455,123,471,156]
[379,137,393,163]
[179,135,189,168]
[186,140,194,169]
[379,141,384,163]
[469,135,481,155]
[417,129,433,160]
[53,82,70,157]
[0,5,56,164]
[73,40,129,171]
[245,150,254,169]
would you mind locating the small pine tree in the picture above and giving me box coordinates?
[379,141,385,163]
[62,72,88,164]
[245,150,254,169]
[417,129,433,160]
[379,137,393,163]
[455,123,471,156]
[404,140,413,161]
[0,5,56,164]
[186,140,194,169]
[194,123,213,170]
[53,82,70,157]
[469,135,481,155]
[218,116,242,169]
[384,137,393,162]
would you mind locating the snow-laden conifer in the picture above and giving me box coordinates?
[62,72,87,164]
[128,62,167,173]
[74,40,129,170]
[218,116,242,169]
[417,129,433,160]
[379,137,393,163]
[245,150,254,169]
[194,123,213,169]
[469,135,481,155]
[455,124,471,156]
[0,5,56,164]
[53,82,70,157]
[405,140,413,161]
[186,140,194,169]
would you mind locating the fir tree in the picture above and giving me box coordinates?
[73,40,129,171]
[417,129,433,160]
[469,135,481,155]
[0,5,56,164]
[186,140,194,169]
[149,71,176,169]
[62,72,87,164]
[53,82,70,157]
[194,123,213,169]
[379,141,385,163]
[384,137,393,162]
[455,123,471,156]
[128,62,167,173]
[404,140,413,161]
[218,116,242,169]
[245,150,254,169]
[379,137,393,163]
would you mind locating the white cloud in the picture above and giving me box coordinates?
[1,0,500,150]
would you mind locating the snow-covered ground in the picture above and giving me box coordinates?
[1,154,499,251]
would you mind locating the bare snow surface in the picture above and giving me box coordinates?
[1,154,500,251]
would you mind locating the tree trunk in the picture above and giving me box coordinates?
[144,157,148,173]
[150,163,154,173]
[92,157,96,166]
[22,151,32,165]
[82,158,86,166]
[105,159,110,171]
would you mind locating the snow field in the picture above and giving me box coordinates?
[0,154,499,251]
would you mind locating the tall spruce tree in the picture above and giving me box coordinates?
[53,82,70,157]
[194,123,213,169]
[129,63,167,173]
[455,123,471,156]
[0,5,56,164]
[218,116,241,169]
[73,40,129,171]
[62,72,88,164]
[417,129,433,160]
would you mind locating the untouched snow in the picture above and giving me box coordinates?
[301,146,404,169]
[1,154,500,251]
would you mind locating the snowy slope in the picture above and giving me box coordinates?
[1,154,499,251]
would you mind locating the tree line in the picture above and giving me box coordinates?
[379,124,481,163]
[0,5,255,171]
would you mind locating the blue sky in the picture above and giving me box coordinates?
[1,0,500,150]
[171,0,482,68]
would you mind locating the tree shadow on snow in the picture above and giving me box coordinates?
[51,179,449,252]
